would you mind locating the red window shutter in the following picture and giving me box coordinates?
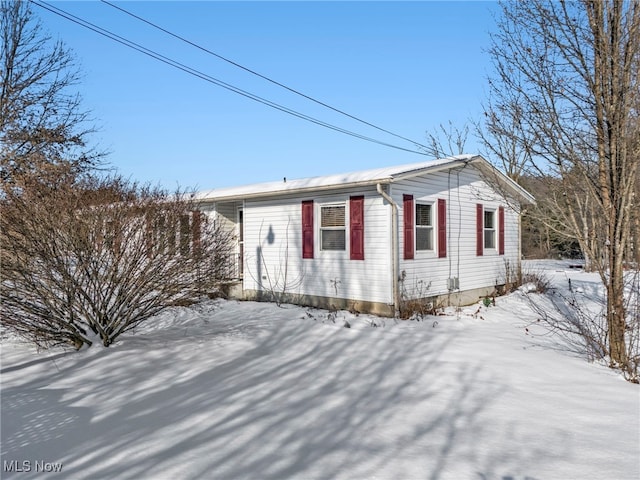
[476,204,483,256]
[302,200,314,259]
[437,198,446,258]
[498,206,505,255]
[350,196,365,260]
[403,194,414,260]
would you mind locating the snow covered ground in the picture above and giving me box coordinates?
[1,261,639,480]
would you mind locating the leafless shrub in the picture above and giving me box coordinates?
[521,269,552,295]
[0,175,234,349]
[503,260,552,295]
[624,269,640,381]
[524,269,639,383]
[526,284,608,362]
[398,271,438,320]
[499,259,522,293]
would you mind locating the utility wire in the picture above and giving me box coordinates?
[31,0,429,156]
[99,0,430,152]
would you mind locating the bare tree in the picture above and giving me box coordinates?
[1,0,101,190]
[423,121,469,159]
[485,0,640,376]
[475,94,537,183]
[0,175,234,349]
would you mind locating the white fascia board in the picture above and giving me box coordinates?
[391,157,476,182]
[470,157,537,205]
[197,178,393,203]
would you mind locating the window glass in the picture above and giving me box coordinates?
[321,229,346,250]
[484,210,494,229]
[321,205,345,227]
[484,210,495,249]
[320,204,346,250]
[416,203,433,251]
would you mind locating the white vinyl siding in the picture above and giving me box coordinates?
[240,186,392,305]
[205,162,522,309]
[395,167,521,299]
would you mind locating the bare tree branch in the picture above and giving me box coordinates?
[484,0,640,377]
[1,0,103,191]
[1,176,234,348]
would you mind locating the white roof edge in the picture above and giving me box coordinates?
[391,155,477,182]
[195,154,534,204]
[196,178,394,204]
[469,156,536,205]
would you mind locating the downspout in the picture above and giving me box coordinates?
[377,183,399,316]
[518,205,523,279]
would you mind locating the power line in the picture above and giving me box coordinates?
[99,0,431,152]
[31,0,429,157]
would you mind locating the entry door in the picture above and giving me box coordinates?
[237,208,244,278]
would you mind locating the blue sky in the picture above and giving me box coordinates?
[34,1,499,190]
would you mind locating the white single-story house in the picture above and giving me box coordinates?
[196,154,535,316]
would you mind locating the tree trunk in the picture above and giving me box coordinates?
[484,0,639,379]
[608,243,628,368]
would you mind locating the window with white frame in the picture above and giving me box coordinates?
[320,203,346,250]
[484,209,496,249]
[415,203,434,251]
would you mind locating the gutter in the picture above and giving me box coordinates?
[376,183,399,316]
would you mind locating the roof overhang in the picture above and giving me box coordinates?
[468,156,536,205]
[196,178,394,204]
[195,154,535,205]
